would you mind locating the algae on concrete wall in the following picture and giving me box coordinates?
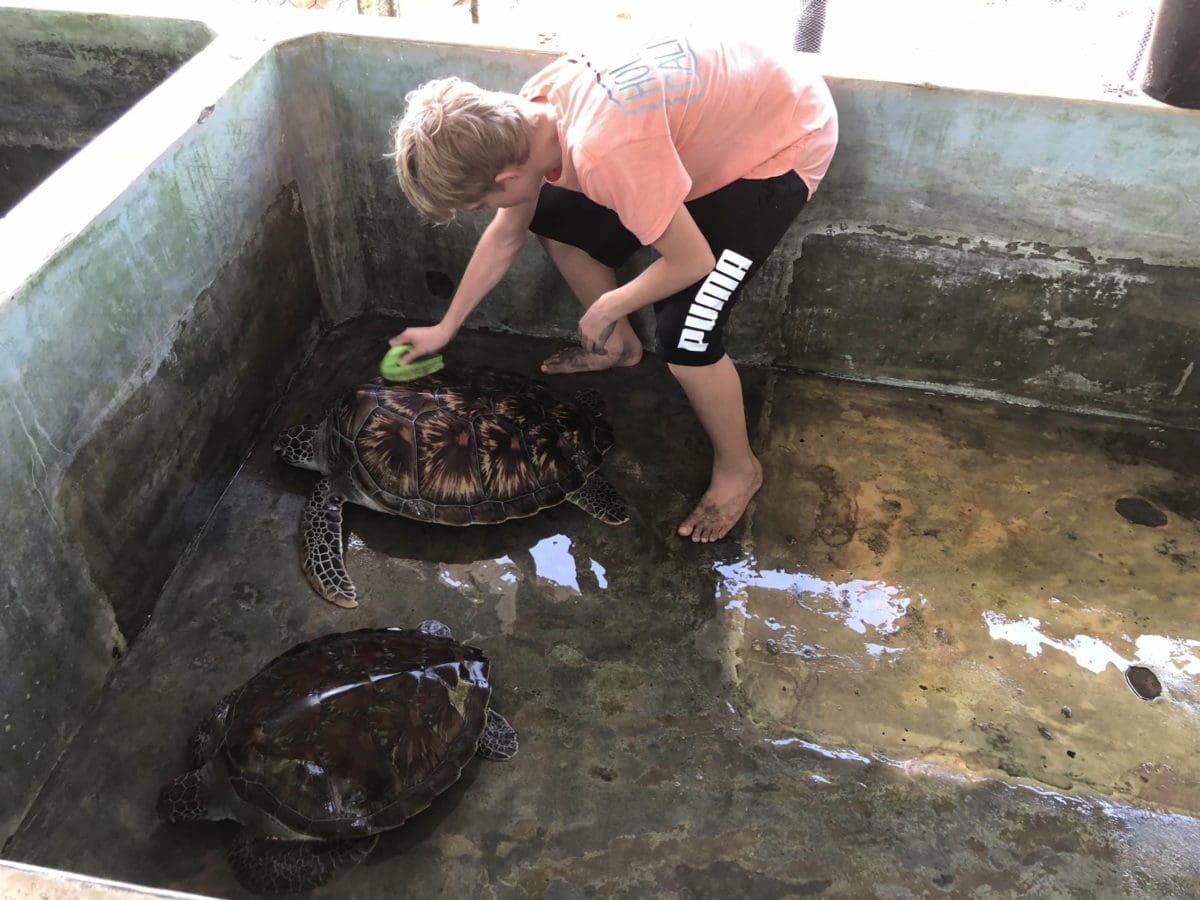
[0,8,214,216]
[0,35,322,844]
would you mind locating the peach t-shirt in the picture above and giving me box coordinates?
[520,34,839,245]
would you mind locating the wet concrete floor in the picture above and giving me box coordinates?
[8,314,1200,897]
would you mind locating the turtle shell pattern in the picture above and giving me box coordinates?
[220,628,490,838]
[327,368,613,526]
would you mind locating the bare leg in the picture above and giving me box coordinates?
[670,356,763,543]
[538,237,643,374]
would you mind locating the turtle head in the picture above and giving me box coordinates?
[273,424,321,471]
[417,619,452,639]
[157,764,220,823]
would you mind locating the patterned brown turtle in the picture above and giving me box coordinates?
[157,622,517,895]
[273,368,628,607]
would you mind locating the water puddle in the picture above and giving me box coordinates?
[718,554,1200,812]
[717,558,920,659]
[419,533,613,632]
[984,609,1199,703]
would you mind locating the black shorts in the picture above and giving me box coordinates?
[528,171,809,366]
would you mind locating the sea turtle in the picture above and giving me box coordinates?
[273,368,629,607]
[157,622,516,895]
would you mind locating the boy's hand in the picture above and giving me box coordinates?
[390,323,452,358]
[579,299,618,355]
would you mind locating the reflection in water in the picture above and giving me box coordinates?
[437,558,519,597]
[1135,634,1200,677]
[716,558,922,654]
[433,539,606,612]
[590,558,608,589]
[531,535,580,593]
[768,736,872,764]
[525,535,609,595]
[495,556,519,585]
[983,610,1200,698]
[983,612,1125,673]
[438,570,466,590]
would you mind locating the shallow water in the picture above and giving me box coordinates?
[8,314,1200,897]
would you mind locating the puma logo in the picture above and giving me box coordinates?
[676,248,753,353]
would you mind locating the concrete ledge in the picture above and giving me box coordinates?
[0,860,215,899]
[0,3,214,217]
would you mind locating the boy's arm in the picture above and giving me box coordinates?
[390,201,536,355]
[579,205,715,353]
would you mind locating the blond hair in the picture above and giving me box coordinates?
[391,77,532,224]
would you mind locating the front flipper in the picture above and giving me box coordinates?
[187,691,237,768]
[228,830,378,895]
[302,479,357,608]
[157,762,218,823]
[567,473,629,525]
[476,708,519,761]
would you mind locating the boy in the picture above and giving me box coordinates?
[390,32,838,542]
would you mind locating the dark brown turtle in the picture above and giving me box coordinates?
[273,368,629,607]
[157,621,516,895]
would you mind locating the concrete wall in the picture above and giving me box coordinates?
[0,8,214,216]
[768,83,1200,423]
[322,37,634,337]
[0,17,328,842]
[0,0,1197,857]
[322,35,1200,425]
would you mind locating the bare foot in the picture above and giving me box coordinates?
[677,458,764,543]
[541,345,642,375]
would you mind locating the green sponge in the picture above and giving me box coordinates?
[380,344,445,382]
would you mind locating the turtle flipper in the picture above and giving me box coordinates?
[476,708,518,761]
[566,473,629,525]
[228,829,378,895]
[302,479,357,608]
[188,691,236,768]
[571,387,606,418]
[157,762,218,823]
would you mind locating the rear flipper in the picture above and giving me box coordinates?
[302,479,357,608]
[567,474,629,525]
[228,830,379,895]
[476,709,519,761]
